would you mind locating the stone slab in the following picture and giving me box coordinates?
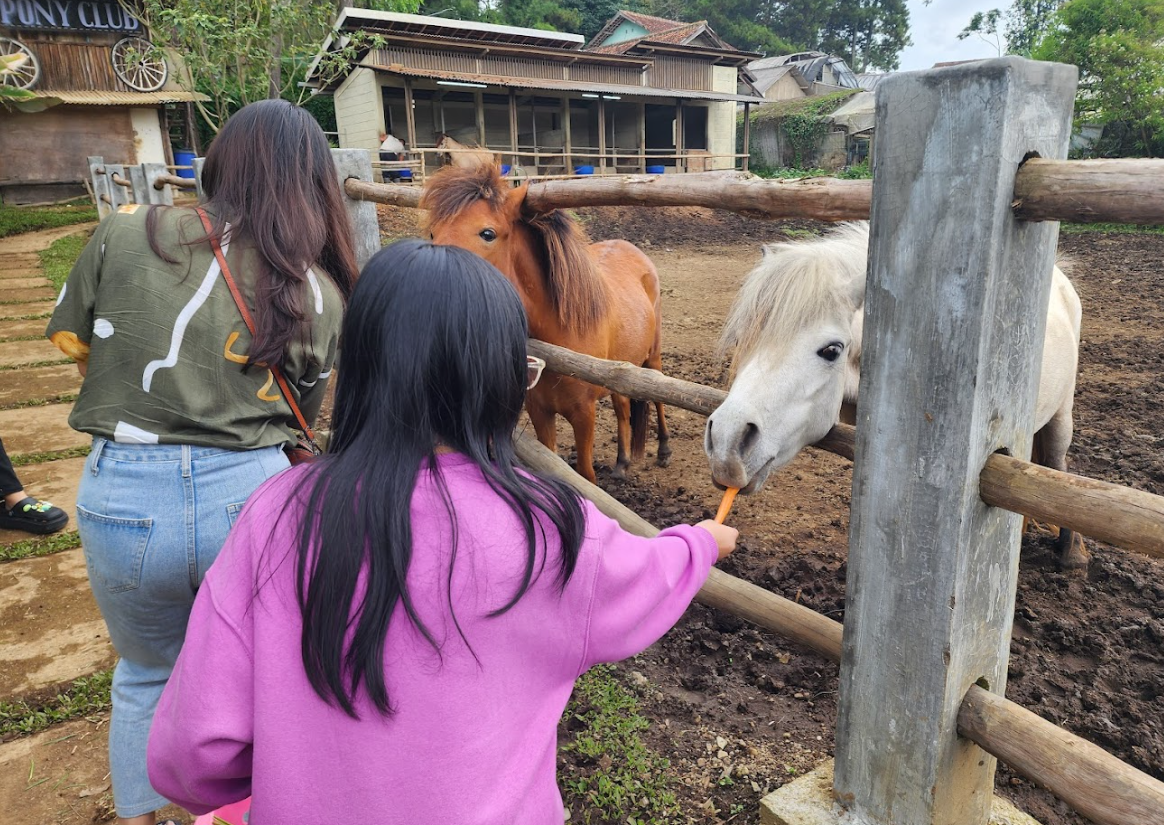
[0,403,87,457]
[0,364,79,408]
[0,547,114,701]
[0,317,48,340]
[760,760,1043,825]
[0,457,86,548]
[4,287,57,303]
[0,338,64,368]
[0,301,53,319]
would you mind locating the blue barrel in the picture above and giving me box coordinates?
[646,164,665,175]
[574,165,594,175]
[398,169,412,180]
[501,164,512,176]
[174,149,196,179]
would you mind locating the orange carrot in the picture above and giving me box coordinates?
[714,487,740,524]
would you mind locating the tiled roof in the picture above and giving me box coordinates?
[589,20,707,54]
[618,10,689,33]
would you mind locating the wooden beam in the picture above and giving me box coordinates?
[508,88,518,168]
[742,103,751,173]
[1013,158,1164,224]
[675,100,684,172]
[638,101,646,174]
[598,98,607,175]
[562,95,572,174]
[474,90,486,146]
[403,77,418,154]
[833,57,1078,825]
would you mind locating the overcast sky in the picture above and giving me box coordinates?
[897,0,1008,72]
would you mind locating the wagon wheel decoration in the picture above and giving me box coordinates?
[111,37,168,92]
[0,38,40,90]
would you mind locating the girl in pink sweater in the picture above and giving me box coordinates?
[147,239,737,824]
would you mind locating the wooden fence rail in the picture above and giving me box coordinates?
[513,431,1164,825]
[526,338,1164,560]
[342,157,1164,225]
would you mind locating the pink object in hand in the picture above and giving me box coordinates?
[192,797,250,825]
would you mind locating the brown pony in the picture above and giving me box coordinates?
[421,164,670,483]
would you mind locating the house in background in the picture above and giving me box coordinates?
[1,1,204,204]
[306,8,764,180]
[746,51,861,102]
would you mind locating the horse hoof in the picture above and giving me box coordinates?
[611,464,628,481]
[656,454,671,468]
[1057,531,1090,573]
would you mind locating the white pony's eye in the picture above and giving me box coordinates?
[818,343,844,362]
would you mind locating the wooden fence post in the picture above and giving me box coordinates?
[87,156,113,218]
[331,148,380,270]
[141,163,175,206]
[192,157,205,200]
[833,57,1077,825]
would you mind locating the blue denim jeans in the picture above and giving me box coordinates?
[76,437,289,817]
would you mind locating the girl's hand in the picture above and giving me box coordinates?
[695,520,738,561]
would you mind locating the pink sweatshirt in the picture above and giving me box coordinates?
[147,454,717,824]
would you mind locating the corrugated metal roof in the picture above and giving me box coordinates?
[28,90,208,105]
[367,63,765,103]
[335,9,583,48]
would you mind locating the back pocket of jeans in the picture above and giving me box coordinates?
[76,505,152,593]
[226,501,245,529]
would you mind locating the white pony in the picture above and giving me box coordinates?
[704,222,1087,569]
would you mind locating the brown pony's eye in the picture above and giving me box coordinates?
[479,228,497,242]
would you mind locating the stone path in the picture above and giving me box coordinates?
[0,224,105,707]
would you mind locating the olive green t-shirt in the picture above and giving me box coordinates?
[46,205,343,449]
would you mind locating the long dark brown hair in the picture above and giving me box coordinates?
[148,99,359,367]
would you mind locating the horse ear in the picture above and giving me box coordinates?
[505,181,530,216]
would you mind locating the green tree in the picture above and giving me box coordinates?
[1033,0,1164,156]
[134,0,418,133]
[563,0,641,40]
[958,0,1063,56]
[817,0,910,71]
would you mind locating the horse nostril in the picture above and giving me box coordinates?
[741,422,760,454]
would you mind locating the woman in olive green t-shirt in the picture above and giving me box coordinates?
[46,100,358,825]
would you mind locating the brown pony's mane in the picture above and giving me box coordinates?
[421,165,607,332]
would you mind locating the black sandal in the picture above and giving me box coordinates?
[0,497,68,534]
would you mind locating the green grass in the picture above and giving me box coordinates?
[38,232,88,292]
[0,201,97,239]
[559,666,679,824]
[1060,222,1164,235]
[0,671,111,738]
[0,393,78,412]
[0,358,71,371]
[749,162,872,181]
[3,311,52,322]
[10,445,90,468]
[0,530,82,563]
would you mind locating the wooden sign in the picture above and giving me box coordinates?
[0,0,143,33]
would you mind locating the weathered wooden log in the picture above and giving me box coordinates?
[1013,158,1164,225]
[528,338,1164,558]
[513,428,1164,825]
[512,430,843,660]
[152,173,197,191]
[958,685,1164,825]
[345,177,422,209]
[981,453,1164,560]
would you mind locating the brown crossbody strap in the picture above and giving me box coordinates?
[196,207,317,443]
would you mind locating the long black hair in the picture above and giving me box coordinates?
[293,240,586,718]
[148,99,358,368]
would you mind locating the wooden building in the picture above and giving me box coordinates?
[1,0,203,203]
[306,9,765,179]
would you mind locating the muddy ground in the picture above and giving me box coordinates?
[475,207,1163,825]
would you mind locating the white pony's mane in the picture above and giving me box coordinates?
[719,222,870,370]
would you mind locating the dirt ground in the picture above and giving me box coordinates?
[529,208,1164,824]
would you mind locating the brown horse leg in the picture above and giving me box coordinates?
[527,400,558,455]
[563,401,598,484]
[654,401,671,467]
[610,394,633,479]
